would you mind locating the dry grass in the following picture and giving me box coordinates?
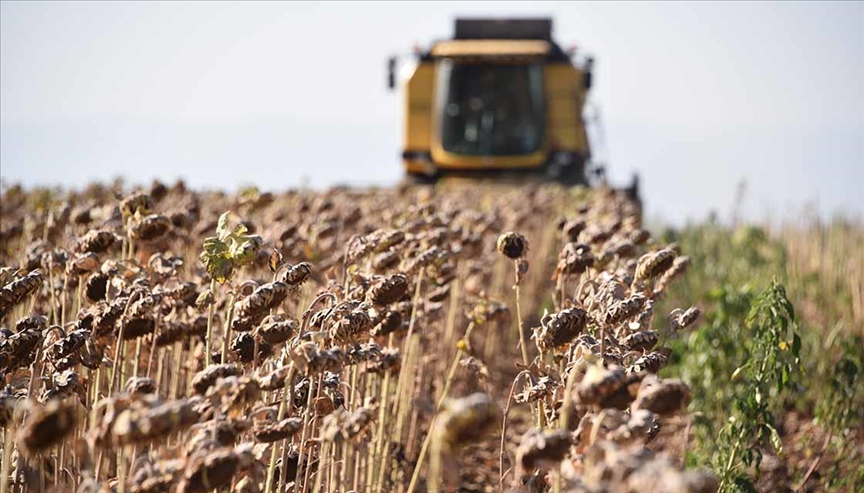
[773,218,863,334]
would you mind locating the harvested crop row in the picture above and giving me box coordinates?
[0,181,712,492]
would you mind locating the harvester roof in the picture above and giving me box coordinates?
[454,18,552,40]
[425,18,568,62]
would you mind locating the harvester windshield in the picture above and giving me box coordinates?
[437,61,544,156]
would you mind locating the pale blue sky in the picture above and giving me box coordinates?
[1,1,862,223]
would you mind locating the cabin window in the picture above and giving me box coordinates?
[437,60,545,156]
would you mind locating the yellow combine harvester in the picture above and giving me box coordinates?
[388,18,599,185]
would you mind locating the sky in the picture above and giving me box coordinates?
[1,1,863,224]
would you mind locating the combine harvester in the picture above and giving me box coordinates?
[388,17,635,196]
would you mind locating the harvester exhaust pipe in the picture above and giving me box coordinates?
[626,173,640,202]
[387,56,397,90]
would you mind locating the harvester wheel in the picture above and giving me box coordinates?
[403,173,438,186]
[550,160,587,186]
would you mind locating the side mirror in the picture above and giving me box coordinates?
[387,56,397,90]
[583,56,594,90]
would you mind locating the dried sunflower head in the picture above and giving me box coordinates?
[368,274,409,306]
[77,230,119,254]
[15,315,47,333]
[655,255,691,293]
[561,218,587,242]
[628,352,668,374]
[434,393,500,452]
[66,252,100,276]
[84,272,109,303]
[131,214,172,241]
[111,397,200,446]
[0,326,43,374]
[230,333,273,364]
[203,375,261,418]
[188,418,251,450]
[605,408,659,445]
[321,406,376,443]
[620,330,658,352]
[533,308,588,352]
[515,375,560,404]
[40,369,86,404]
[365,347,401,376]
[634,249,676,282]
[191,364,241,395]
[496,232,528,259]
[178,445,256,493]
[632,375,692,417]
[281,261,313,288]
[672,306,701,331]
[604,294,646,326]
[252,416,303,443]
[555,242,595,279]
[516,428,572,473]
[120,192,153,217]
[124,376,157,395]
[0,270,44,318]
[326,302,372,346]
[370,310,404,337]
[256,315,298,345]
[17,398,78,456]
[575,364,627,407]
